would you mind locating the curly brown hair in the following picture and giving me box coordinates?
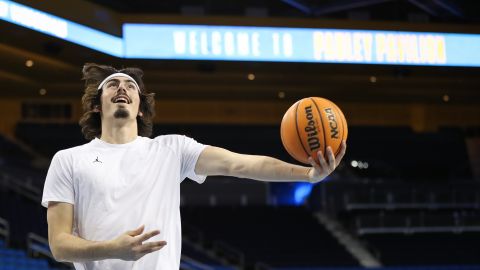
[79,63,155,140]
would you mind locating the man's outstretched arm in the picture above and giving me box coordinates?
[47,202,167,262]
[195,141,346,183]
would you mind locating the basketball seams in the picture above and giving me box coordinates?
[295,99,311,159]
[340,107,347,155]
[332,103,346,157]
[310,97,327,156]
[281,101,305,162]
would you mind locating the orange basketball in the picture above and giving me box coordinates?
[280,97,348,164]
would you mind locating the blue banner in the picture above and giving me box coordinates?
[0,0,123,57]
[123,24,480,66]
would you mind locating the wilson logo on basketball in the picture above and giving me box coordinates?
[304,105,321,151]
[280,97,347,164]
[325,108,339,139]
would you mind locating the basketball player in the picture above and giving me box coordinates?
[42,63,347,270]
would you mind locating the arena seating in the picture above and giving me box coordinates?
[15,123,87,158]
[363,232,480,266]
[0,134,35,170]
[346,126,471,181]
[0,239,57,270]
[0,188,47,248]
[0,134,46,191]
[316,181,480,209]
[181,206,358,268]
[268,266,480,270]
[182,241,235,269]
[308,179,480,266]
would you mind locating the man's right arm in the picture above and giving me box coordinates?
[47,202,167,262]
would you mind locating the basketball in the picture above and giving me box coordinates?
[280,97,348,164]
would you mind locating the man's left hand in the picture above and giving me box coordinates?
[307,140,347,183]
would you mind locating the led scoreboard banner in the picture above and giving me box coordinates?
[0,0,123,56]
[124,24,480,66]
[2,0,480,67]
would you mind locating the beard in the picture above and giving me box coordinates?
[113,108,130,119]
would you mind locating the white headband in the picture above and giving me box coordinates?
[97,73,141,92]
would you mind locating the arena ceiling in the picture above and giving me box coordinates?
[0,0,479,104]
[87,0,480,23]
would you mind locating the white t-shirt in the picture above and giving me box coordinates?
[41,135,207,270]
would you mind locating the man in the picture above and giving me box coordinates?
[42,63,347,270]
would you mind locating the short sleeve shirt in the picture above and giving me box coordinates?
[42,135,207,270]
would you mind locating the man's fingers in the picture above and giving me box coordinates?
[308,156,320,170]
[138,241,167,253]
[317,151,328,171]
[127,225,145,236]
[326,146,335,171]
[335,140,347,165]
[141,245,165,255]
[136,230,161,243]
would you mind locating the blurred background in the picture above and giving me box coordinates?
[1,0,480,269]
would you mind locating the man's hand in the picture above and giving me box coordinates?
[307,140,347,183]
[108,225,167,261]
